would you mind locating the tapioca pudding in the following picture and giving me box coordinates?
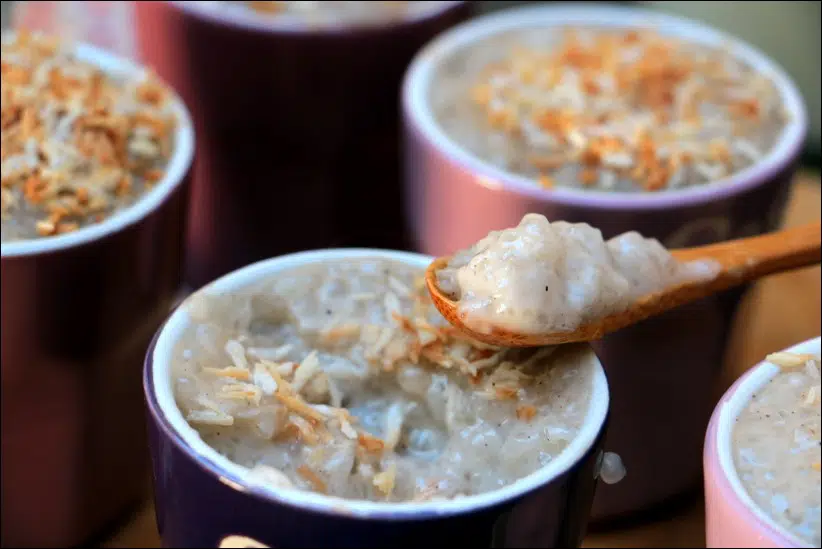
[172,257,597,502]
[733,351,821,546]
[431,26,789,192]
[1,31,177,242]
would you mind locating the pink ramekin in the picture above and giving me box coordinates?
[704,336,820,548]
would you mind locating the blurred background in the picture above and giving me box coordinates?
[8,0,817,165]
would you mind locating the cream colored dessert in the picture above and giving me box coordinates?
[436,213,719,335]
[431,26,788,192]
[1,31,177,242]
[733,352,821,546]
[173,258,595,502]
[202,2,451,27]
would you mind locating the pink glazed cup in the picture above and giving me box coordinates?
[401,3,808,521]
[704,336,820,548]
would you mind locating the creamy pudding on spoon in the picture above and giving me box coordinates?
[436,213,720,336]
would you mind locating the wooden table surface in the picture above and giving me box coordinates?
[103,174,821,549]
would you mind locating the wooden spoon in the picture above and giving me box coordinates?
[425,221,822,348]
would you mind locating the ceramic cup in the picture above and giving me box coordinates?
[144,249,615,548]
[133,1,473,291]
[0,42,194,547]
[401,3,808,520]
[704,336,820,548]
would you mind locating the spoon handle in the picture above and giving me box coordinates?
[671,221,821,288]
[614,222,822,341]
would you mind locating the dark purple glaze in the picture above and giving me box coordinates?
[0,184,190,547]
[400,4,805,521]
[134,1,473,290]
[144,326,608,548]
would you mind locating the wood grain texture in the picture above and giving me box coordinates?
[102,175,821,549]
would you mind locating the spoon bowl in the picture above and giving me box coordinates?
[426,221,822,347]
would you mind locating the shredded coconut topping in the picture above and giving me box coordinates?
[1,30,176,241]
[433,26,787,192]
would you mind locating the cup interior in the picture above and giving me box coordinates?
[715,336,821,548]
[402,3,808,211]
[0,38,195,258]
[147,248,610,519]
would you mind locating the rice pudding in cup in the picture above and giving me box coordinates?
[1,31,194,547]
[704,337,821,548]
[402,3,807,520]
[133,0,472,290]
[144,249,622,547]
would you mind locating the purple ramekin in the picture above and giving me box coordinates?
[0,42,195,547]
[133,1,473,291]
[144,249,615,548]
[401,3,808,521]
[704,336,820,548]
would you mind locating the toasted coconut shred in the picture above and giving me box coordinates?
[733,352,821,545]
[432,27,788,192]
[0,31,176,242]
[173,259,594,502]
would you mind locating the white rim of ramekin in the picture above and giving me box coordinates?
[403,2,808,212]
[1,37,195,258]
[169,1,466,35]
[715,336,821,548]
[150,248,610,519]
